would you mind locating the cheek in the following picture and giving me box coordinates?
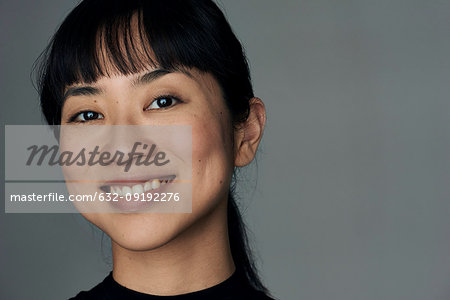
[191,113,234,211]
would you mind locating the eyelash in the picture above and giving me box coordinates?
[68,110,104,123]
[67,94,183,123]
[145,94,182,111]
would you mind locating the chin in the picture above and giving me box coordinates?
[86,212,194,252]
[112,231,176,252]
[80,183,228,252]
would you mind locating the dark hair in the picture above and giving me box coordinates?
[36,0,268,295]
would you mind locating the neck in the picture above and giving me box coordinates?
[111,199,235,296]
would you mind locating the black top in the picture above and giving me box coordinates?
[68,271,274,300]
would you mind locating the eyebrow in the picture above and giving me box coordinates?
[132,69,173,86]
[132,68,193,86]
[63,86,102,102]
[63,68,193,103]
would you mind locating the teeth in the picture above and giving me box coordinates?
[152,179,160,189]
[132,184,144,194]
[122,186,132,196]
[144,181,152,192]
[109,178,171,196]
[112,186,122,196]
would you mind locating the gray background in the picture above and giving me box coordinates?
[1,0,449,299]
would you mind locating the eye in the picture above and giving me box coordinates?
[146,95,180,110]
[69,111,104,123]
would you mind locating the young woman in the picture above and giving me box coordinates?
[37,0,273,298]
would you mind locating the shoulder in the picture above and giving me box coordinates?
[252,290,278,300]
[238,285,277,300]
[226,271,277,300]
[67,273,111,300]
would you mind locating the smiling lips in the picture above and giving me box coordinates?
[100,175,176,196]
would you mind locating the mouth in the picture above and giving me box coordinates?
[99,175,176,196]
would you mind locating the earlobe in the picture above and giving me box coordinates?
[234,97,266,167]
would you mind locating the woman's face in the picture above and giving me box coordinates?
[60,68,236,250]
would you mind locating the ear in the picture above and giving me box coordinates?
[234,97,266,167]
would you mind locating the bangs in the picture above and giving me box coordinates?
[49,1,219,85]
[51,1,214,86]
[38,0,253,125]
[86,11,159,81]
